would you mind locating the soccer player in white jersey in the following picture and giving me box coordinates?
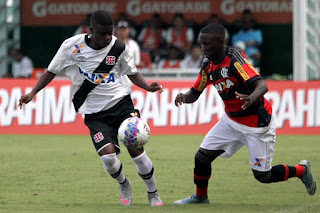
[19,10,163,207]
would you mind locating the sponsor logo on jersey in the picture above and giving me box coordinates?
[93,132,104,143]
[254,158,264,167]
[72,45,83,54]
[79,67,115,84]
[198,70,207,91]
[234,61,249,81]
[77,56,87,62]
[220,67,229,78]
[214,79,235,92]
[106,56,116,65]
[244,58,259,75]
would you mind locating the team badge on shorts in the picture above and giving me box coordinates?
[94,132,104,143]
[254,158,264,167]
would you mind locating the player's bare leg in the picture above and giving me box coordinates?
[99,144,132,206]
[173,148,224,205]
[128,147,163,206]
[253,160,316,195]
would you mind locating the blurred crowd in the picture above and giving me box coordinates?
[5,9,263,78]
[78,9,263,70]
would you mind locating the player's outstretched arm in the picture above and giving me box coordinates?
[19,71,56,109]
[235,79,268,110]
[175,89,201,106]
[128,72,163,93]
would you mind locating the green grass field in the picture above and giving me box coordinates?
[0,135,320,213]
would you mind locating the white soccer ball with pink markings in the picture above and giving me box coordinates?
[118,117,150,148]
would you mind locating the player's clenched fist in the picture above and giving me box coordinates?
[148,82,163,93]
[18,93,35,109]
[175,93,186,106]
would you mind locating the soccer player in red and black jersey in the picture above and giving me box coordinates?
[173,24,316,205]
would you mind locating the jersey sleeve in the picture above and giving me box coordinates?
[191,59,211,93]
[232,51,261,86]
[47,39,74,74]
[119,46,138,76]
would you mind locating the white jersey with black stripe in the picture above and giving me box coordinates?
[47,34,137,114]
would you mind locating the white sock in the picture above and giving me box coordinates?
[132,151,157,192]
[100,153,126,184]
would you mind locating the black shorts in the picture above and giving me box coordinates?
[84,95,140,154]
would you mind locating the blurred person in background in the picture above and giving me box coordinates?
[74,13,91,35]
[137,51,153,69]
[231,9,262,67]
[157,46,183,69]
[8,48,34,78]
[115,20,142,89]
[180,44,203,69]
[138,13,165,63]
[164,13,194,57]
[115,12,137,38]
[18,10,163,207]
[115,20,141,66]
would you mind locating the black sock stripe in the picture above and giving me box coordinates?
[110,163,122,178]
[138,167,154,180]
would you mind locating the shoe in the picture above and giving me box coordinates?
[299,160,316,195]
[147,191,163,206]
[120,179,132,206]
[173,194,209,205]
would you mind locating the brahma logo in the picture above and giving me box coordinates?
[79,67,115,84]
[106,56,116,65]
[214,79,235,92]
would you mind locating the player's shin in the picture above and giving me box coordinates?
[194,150,212,197]
[132,151,157,192]
[254,164,305,183]
[100,153,126,183]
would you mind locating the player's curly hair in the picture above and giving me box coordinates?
[90,10,113,27]
[200,23,225,37]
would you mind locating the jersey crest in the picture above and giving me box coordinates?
[106,56,116,65]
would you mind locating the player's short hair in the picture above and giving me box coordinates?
[200,24,225,38]
[90,10,113,27]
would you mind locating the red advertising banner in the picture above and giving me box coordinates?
[0,79,319,135]
[21,0,293,26]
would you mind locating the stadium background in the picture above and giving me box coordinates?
[19,0,293,77]
[1,0,319,135]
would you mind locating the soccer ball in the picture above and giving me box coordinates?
[118,117,150,148]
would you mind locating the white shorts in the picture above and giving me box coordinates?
[200,113,276,172]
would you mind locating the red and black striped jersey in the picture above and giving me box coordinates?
[192,46,272,127]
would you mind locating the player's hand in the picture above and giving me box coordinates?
[235,91,253,110]
[175,93,186,107]
[18,93,35,109]
[148,82,163,93]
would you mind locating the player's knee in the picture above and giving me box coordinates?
[253,170,272,183]
[194,150,212,174]
[100,153,117,167]
[100,153,122,178]
[194,150,212,187]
